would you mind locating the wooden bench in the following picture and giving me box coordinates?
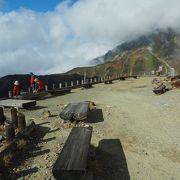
[82,83,93,89]
[104,80,112,84]
[119,77,126,80]
[0,99,36,109]
[47,87,71,95]
[52,126,93,180]
[59,101,90,121]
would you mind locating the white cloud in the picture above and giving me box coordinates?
[0,0,180,76]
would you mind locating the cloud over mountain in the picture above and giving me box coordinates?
[0,0,180,76]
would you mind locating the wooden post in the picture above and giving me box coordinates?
[11,108,18,128]
[45,85,48,91]
[8,91,12,98]
[71,81,73,87]
[59,83,62,89]
[84,72,86,84]
[53,83,55,90]
[81,80,84,85]
[28,87,31,93]
[0,107,5,126]
[18,113,26,132]
[5,124,15,142]
[90,78,92,83]
[94,78,97,82]
[65,82,68,87]
[76,80,79,86]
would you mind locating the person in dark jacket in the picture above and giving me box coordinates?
[29,72,36,92]
[13,81,21,96]
[34,78,44,92]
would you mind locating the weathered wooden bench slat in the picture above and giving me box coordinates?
[60,102,90,121]
[52,126,93,180]
[0,99,36,109]
[47,87,71,95]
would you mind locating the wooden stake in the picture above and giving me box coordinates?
[11,108,18,128]
[0,107,5,126]
[5,124,15,142]
[18,113,26,132]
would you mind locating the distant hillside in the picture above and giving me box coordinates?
[91,29,178,64]
[68,28,180,77]
[68,48,170,77]
[0,74,84,98]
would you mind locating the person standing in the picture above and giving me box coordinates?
[29,72,36,92]
[13,81,21,97]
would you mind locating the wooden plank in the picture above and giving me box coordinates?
[0,99,36,109]
[59,102,90,121]
[21,92,48,100]
[73,102,90,121]
[0,121,36,154]
[82,83,93,89]
[47,87,71,95]
[52,126,93,180]
[104,80,112,84]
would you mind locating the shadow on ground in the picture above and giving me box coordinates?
[86,109,104,123]
[88,139,130,180]
[2,124,56,179]
[28,106,47,110]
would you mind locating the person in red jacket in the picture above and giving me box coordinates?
[34,78,44,92]
[13,81,21,96]
[29,72,36,92]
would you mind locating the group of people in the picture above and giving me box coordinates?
[12,72,44,97]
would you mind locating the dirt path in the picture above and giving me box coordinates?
[4,77,180,180]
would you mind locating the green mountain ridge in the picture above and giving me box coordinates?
[68,29,180,77]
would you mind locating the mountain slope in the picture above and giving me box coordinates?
[68,29,180,77]
[68,48,170,77]
[91,29,177,65]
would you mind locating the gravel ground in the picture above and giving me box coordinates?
[3,77,180,180]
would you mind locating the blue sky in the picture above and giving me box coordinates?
[0,0,180,76]
[0,0,77,12]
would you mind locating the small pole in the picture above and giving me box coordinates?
[18,113,26,132]
[76,80,79,85]
[59,83,62,89]
[90,78,92,83]
[8,91,12,98]
[11,107,18,128]
[71,81,73,87]
[28,87,31,93]
[94,78,97,82]
[5,124,15,142]
[53,83,55,90]
[81,80,84,85]
[84,72,86,84]
[0,107,5,126]
[45,85,48,91]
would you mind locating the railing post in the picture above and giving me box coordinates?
[45,85,48,91]
[53,83,55,90]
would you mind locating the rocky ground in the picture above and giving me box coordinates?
[2,77,180,180]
